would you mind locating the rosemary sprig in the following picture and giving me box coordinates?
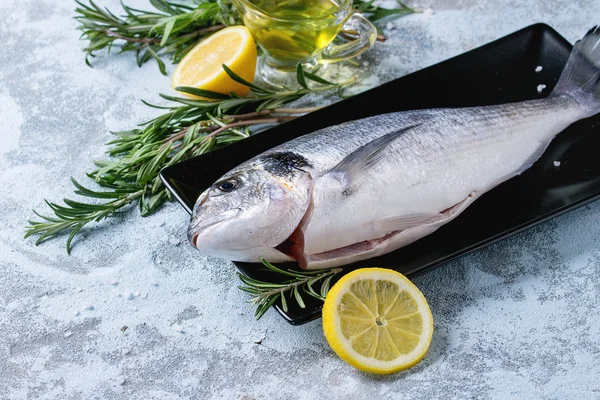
[75,0,417,73]
[25,65,355,253]
[75,0,238,74]
[238,259,343,320]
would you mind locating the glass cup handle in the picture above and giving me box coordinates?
[320,13,377,64]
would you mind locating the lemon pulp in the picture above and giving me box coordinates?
[171,26,257,98]
[322,268,434,374]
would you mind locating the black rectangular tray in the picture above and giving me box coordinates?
[160,23,600,325]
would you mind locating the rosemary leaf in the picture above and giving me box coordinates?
[255,293,281,320]
[320,274,335,298]
[296,64,309,89]
[174,86,230,99]
[280,290,288,312]
[222,64,268,93]
[293,286,306,309]
[146,46,167,74]
[303,70,336,86]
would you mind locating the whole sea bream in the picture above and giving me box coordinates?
[188,27,600,269]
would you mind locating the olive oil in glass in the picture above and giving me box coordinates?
[243,0,345,63]
[233,0,376,89]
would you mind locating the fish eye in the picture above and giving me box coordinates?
[216,179,238,192]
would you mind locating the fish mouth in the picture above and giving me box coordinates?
[188,208,241,248]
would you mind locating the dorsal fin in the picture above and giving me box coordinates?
[325,124,418,191]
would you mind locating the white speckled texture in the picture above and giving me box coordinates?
[1,0,600,398]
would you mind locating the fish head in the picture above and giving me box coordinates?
[187,152,313,261]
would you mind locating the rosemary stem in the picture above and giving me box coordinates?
[203,116,297,141]
[104,24,227,45]
[159,126,190,151]
[104,30,161,44]
[230,106,322,121]
[257,277,308,301]
[178,24,226,39]
[272,106,324,114]
[163,106,322,152]
[230,110,272,121]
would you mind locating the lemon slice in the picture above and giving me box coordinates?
[171,26,257,98]
[322,268,434,374]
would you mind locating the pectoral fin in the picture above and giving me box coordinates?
[324,124,419,192]
[377,192,478,234]
[377,213,446,232]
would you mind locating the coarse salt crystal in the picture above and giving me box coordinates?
[422,7,433,19]
[386,22,394,30]
[535,66,543,72]
[172,324,184,333]
[64,331,73,338]
[363,61,370,67]
[537,84,546,93]
[122,348,130,356]
[82,304,94,311]
[117,376,126,385]
[554,161,561,167]
[168,237,180,246]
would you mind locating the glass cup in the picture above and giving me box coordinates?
[233,0,377,88]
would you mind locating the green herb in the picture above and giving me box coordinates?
[25,65,355,253]
[353,0,418,22]
[75,0,417,73]
[75,0,239,74]
[238,259,343,320]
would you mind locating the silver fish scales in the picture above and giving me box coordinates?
[188,27,600,269]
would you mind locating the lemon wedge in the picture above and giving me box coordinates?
[322,268,434,374]
[171,25,257,98]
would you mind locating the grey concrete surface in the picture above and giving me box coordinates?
[1,0,600,398]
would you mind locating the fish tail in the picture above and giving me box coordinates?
[552,26,600,115]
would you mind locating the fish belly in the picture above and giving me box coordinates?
[301,96,583,268]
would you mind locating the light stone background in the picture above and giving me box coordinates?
[1,0,600,398]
